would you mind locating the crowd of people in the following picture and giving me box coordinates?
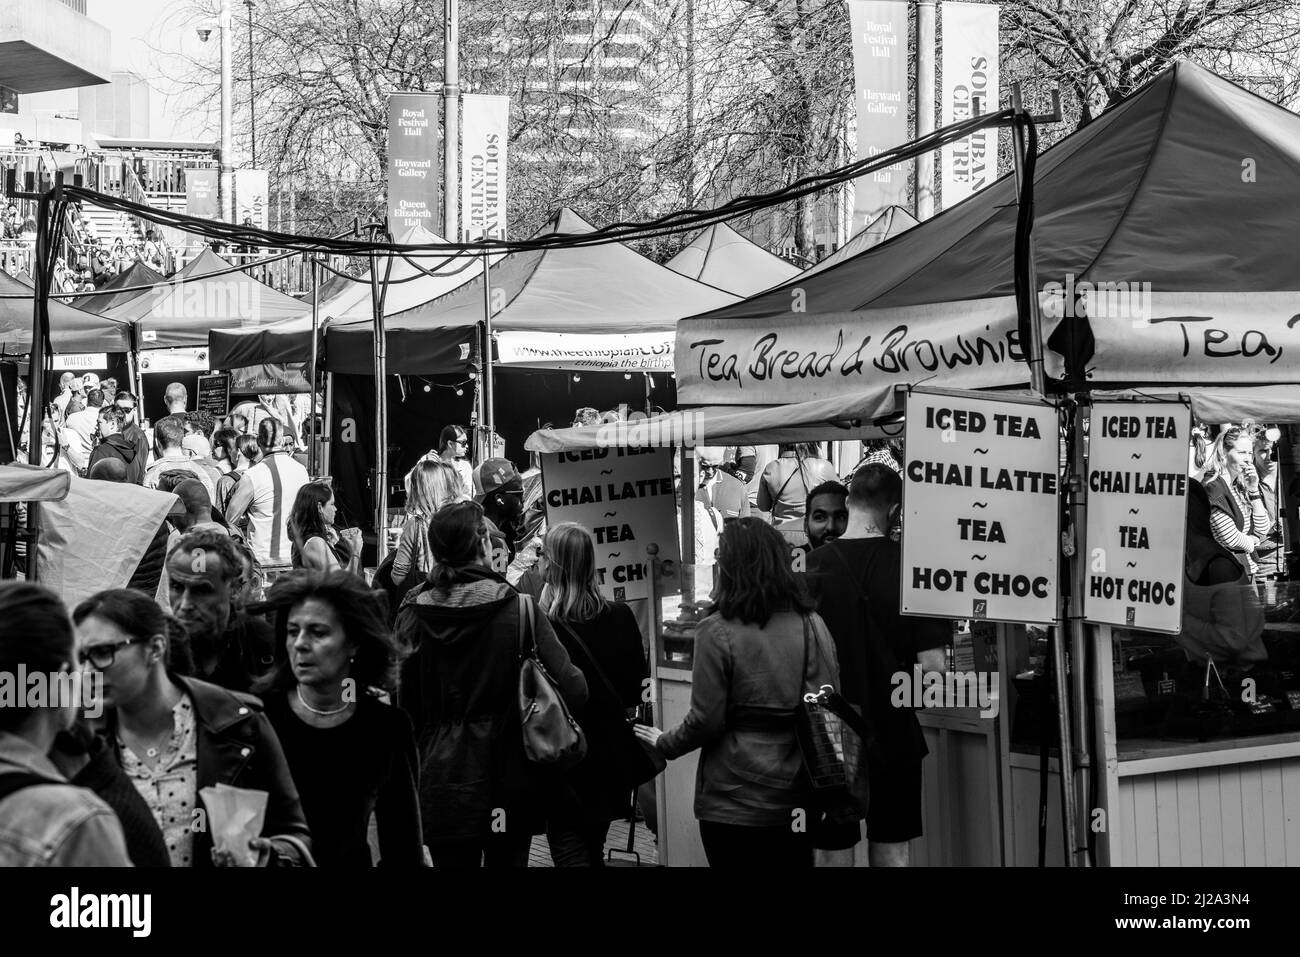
[2,201,172,292]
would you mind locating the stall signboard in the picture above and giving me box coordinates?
[1084,401,1190,632]
[229,362,312,395]
[901,388,1060,624]
[541,447,681,602]
[196,373,231,418]
[52,354,107,371]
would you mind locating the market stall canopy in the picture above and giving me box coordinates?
[76,261,164,314]
[0,463,71,502]
[379,208,739,372]
[665,222,800,296]
[799,205,918,279]
[104,248,308,349]
[677,62,1300,408]
[525,385,915,451]
[1093,387,1300,426]
[0,269,133,354]
[210,226,484,370]
[389,208,740,336]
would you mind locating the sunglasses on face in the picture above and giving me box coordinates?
[78,636,150,669]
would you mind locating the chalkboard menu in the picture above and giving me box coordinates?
[197,373,231,417]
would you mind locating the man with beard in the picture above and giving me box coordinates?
[164,528,274,693]
[112,391,150,485]
[475,458,524,576]
[801,480,848,554]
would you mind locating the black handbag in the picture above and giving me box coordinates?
[794,616,871,837]
[554,618,665,787]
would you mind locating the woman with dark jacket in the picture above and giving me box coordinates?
[635,518,840,868]
[73,589,312,867]
[259,571,423,867]
[539,522,648,866]
[395,501,588,867]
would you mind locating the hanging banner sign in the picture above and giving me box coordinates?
[138,348,209,374]
[541,447,681,602]
[387,92,441,233]
[848,0,910,231]
[675,296,1025,405]
[460,94,509,242]
[233,169,269,228]
[940,1,999,210]
[52,354,107,371]
[1045,290,1300,385]
[497,331,673,371]
[185,168,218,219]
[1084,401,1190,632]
[229,362,312,395]
[901,388,1060,624]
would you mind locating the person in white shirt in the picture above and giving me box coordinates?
[421,424,474,494]
[224,418,310,565]
[61,388,104,472]
[143,415,217,502]
[51,372,78,422]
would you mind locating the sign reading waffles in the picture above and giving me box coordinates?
[541,447,680,602]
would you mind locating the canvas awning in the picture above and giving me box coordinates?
[665,222,800,297]
[0,269,133,354]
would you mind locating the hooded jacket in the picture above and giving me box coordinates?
[88,432,145,485]
[395,566,587,842]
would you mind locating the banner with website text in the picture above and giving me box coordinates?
[940,1,999,210]
[848,0,910,231]
[460,94,509,242]
[497,331,673,371]
[387,92,440,234]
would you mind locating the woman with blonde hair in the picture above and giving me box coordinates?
[540,522,649,866]
[391,460,467,586]
[1202,423,1274,578]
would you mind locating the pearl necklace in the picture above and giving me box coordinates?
[296,684,350,716]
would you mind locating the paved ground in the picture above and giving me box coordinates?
[527,818,659,867]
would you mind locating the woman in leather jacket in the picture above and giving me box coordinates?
[73,589,312,867]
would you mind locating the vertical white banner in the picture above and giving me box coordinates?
[940,1,999,210]
[847,0,910,231]
[233,169,270,228]
[460,94,509,241]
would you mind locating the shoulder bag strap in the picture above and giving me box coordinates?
[798,614,812,707]
[555,617,620,703]
[517,593,536,659]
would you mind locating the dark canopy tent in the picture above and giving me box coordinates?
[77,261,164,314]
[676,61,1300,412]
[104,248,308,349]
[0,270,133,354]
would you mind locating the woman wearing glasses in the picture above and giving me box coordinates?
[423,425,474,495]
[72,589,312,867]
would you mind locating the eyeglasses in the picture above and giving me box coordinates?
[78,636,150,669]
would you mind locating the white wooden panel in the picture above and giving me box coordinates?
[1175,771,1201,866]
[656,677,707,867]
[1198,767,1223,867]
[1261,762,1286,867]
[1219,767,1245,866]
[1283,761,1300,865]
[1117,756,1300,866]
[1131,776,1159,865]
[1154,774,1181,865]
[1240,763,1266,865]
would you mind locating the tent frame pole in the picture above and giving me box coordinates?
[309,257,320,476]
[482,248,494,460]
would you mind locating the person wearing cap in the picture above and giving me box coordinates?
[476,458,525,574]
[61,387,105,474]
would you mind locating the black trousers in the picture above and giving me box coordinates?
[698,821,814,869]
[427,832,532,868]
